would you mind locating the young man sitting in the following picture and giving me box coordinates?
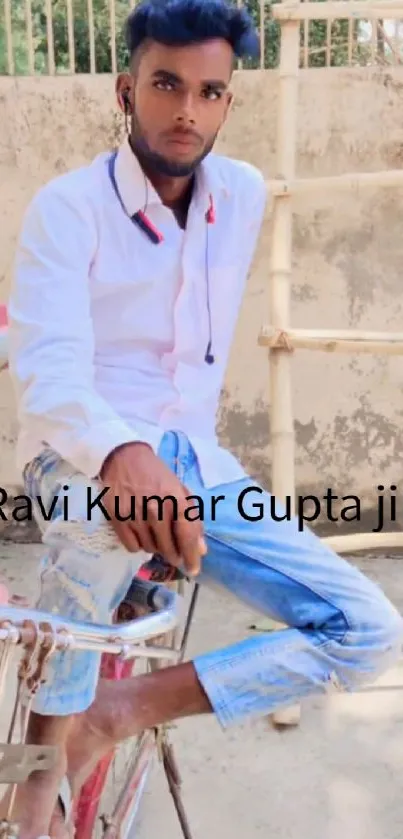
[3,0,403,834]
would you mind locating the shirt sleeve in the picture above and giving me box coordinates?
[8,182,141,479]
[242,167,269,277]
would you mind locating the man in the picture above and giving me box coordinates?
[3,0,403,834]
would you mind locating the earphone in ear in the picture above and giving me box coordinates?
[122,90,131,115]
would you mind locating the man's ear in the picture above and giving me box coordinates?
[116,72,133,113]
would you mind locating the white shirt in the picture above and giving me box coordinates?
[8,137,267,488]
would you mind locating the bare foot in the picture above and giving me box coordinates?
[47,686,124,838]
[0,681,134,839]
[47,661,210,836]
[48,796,75,839]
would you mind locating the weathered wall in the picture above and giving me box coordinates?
[2,67,403,534]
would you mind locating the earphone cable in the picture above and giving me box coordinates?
[205,221,213,362]
[142,171,149,214]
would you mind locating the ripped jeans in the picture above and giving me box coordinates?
[24,430,403,728]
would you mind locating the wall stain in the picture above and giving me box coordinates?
[219,391,403,471]
[295,418,317,448]
[381,72,403,94]
[323,195,403,321]
[323,225,375,320]
[218,389,403,522]
[292,284,318,303]
[217,390,271,487]
[348,357,365,377]
[217,392,403,533]
[380,140,403,168]
[293,210,331,251]
[298,395,403,489]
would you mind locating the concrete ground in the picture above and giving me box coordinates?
[1,542,403,839]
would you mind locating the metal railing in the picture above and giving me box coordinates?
[1,0,403,77]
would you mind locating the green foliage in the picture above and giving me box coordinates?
[0,0,130,74]
[240,0,363,69]
[0,0,368,75]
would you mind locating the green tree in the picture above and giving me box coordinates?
[0,0,129,74]
[242,0,364,69]
[0,0,376,75]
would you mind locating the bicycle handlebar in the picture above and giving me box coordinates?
[0,577,183,658]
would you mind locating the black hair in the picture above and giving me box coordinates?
[124,0,260,62]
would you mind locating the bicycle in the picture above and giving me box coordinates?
[0,302,200,839]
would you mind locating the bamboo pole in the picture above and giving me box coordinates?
[25,0,35,75]
[260,0,403,737]
[303,0,309,67]
[88,0,96,73]
[260,0,265,68]
[269,29,299,541]
[272,0,403,19]
[109,0,117,73]
[323,531,403,552]
[66,0,75,73]
[268,5,302,729]
[266,167,403,197]
[378,19,402,63]
[237,0,244,69]
[4,0,13,75]
[371,19,377,62]
[259,327,403,354]
[348,18,354,64]
[45,0,55,73]
[326,17,332,65]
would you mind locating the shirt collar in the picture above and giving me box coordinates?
[113,136,230,222]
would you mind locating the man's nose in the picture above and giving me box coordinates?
[174,92,197,124]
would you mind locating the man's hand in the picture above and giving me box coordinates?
[99,442,207,576]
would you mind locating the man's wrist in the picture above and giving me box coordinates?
[99,440,153,478]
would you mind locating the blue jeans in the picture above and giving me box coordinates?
[24,430,403,728]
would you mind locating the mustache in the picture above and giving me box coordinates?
[162,126,203,142]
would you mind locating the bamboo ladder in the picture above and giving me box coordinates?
[259,0,403,728]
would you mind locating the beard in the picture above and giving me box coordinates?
[129,110,217,177]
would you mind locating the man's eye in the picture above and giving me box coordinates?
[154,80,174,91]
[203,88,221,100]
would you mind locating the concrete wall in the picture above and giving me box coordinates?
[2,66,403,534]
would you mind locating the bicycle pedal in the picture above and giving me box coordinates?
[0,744,58,783]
